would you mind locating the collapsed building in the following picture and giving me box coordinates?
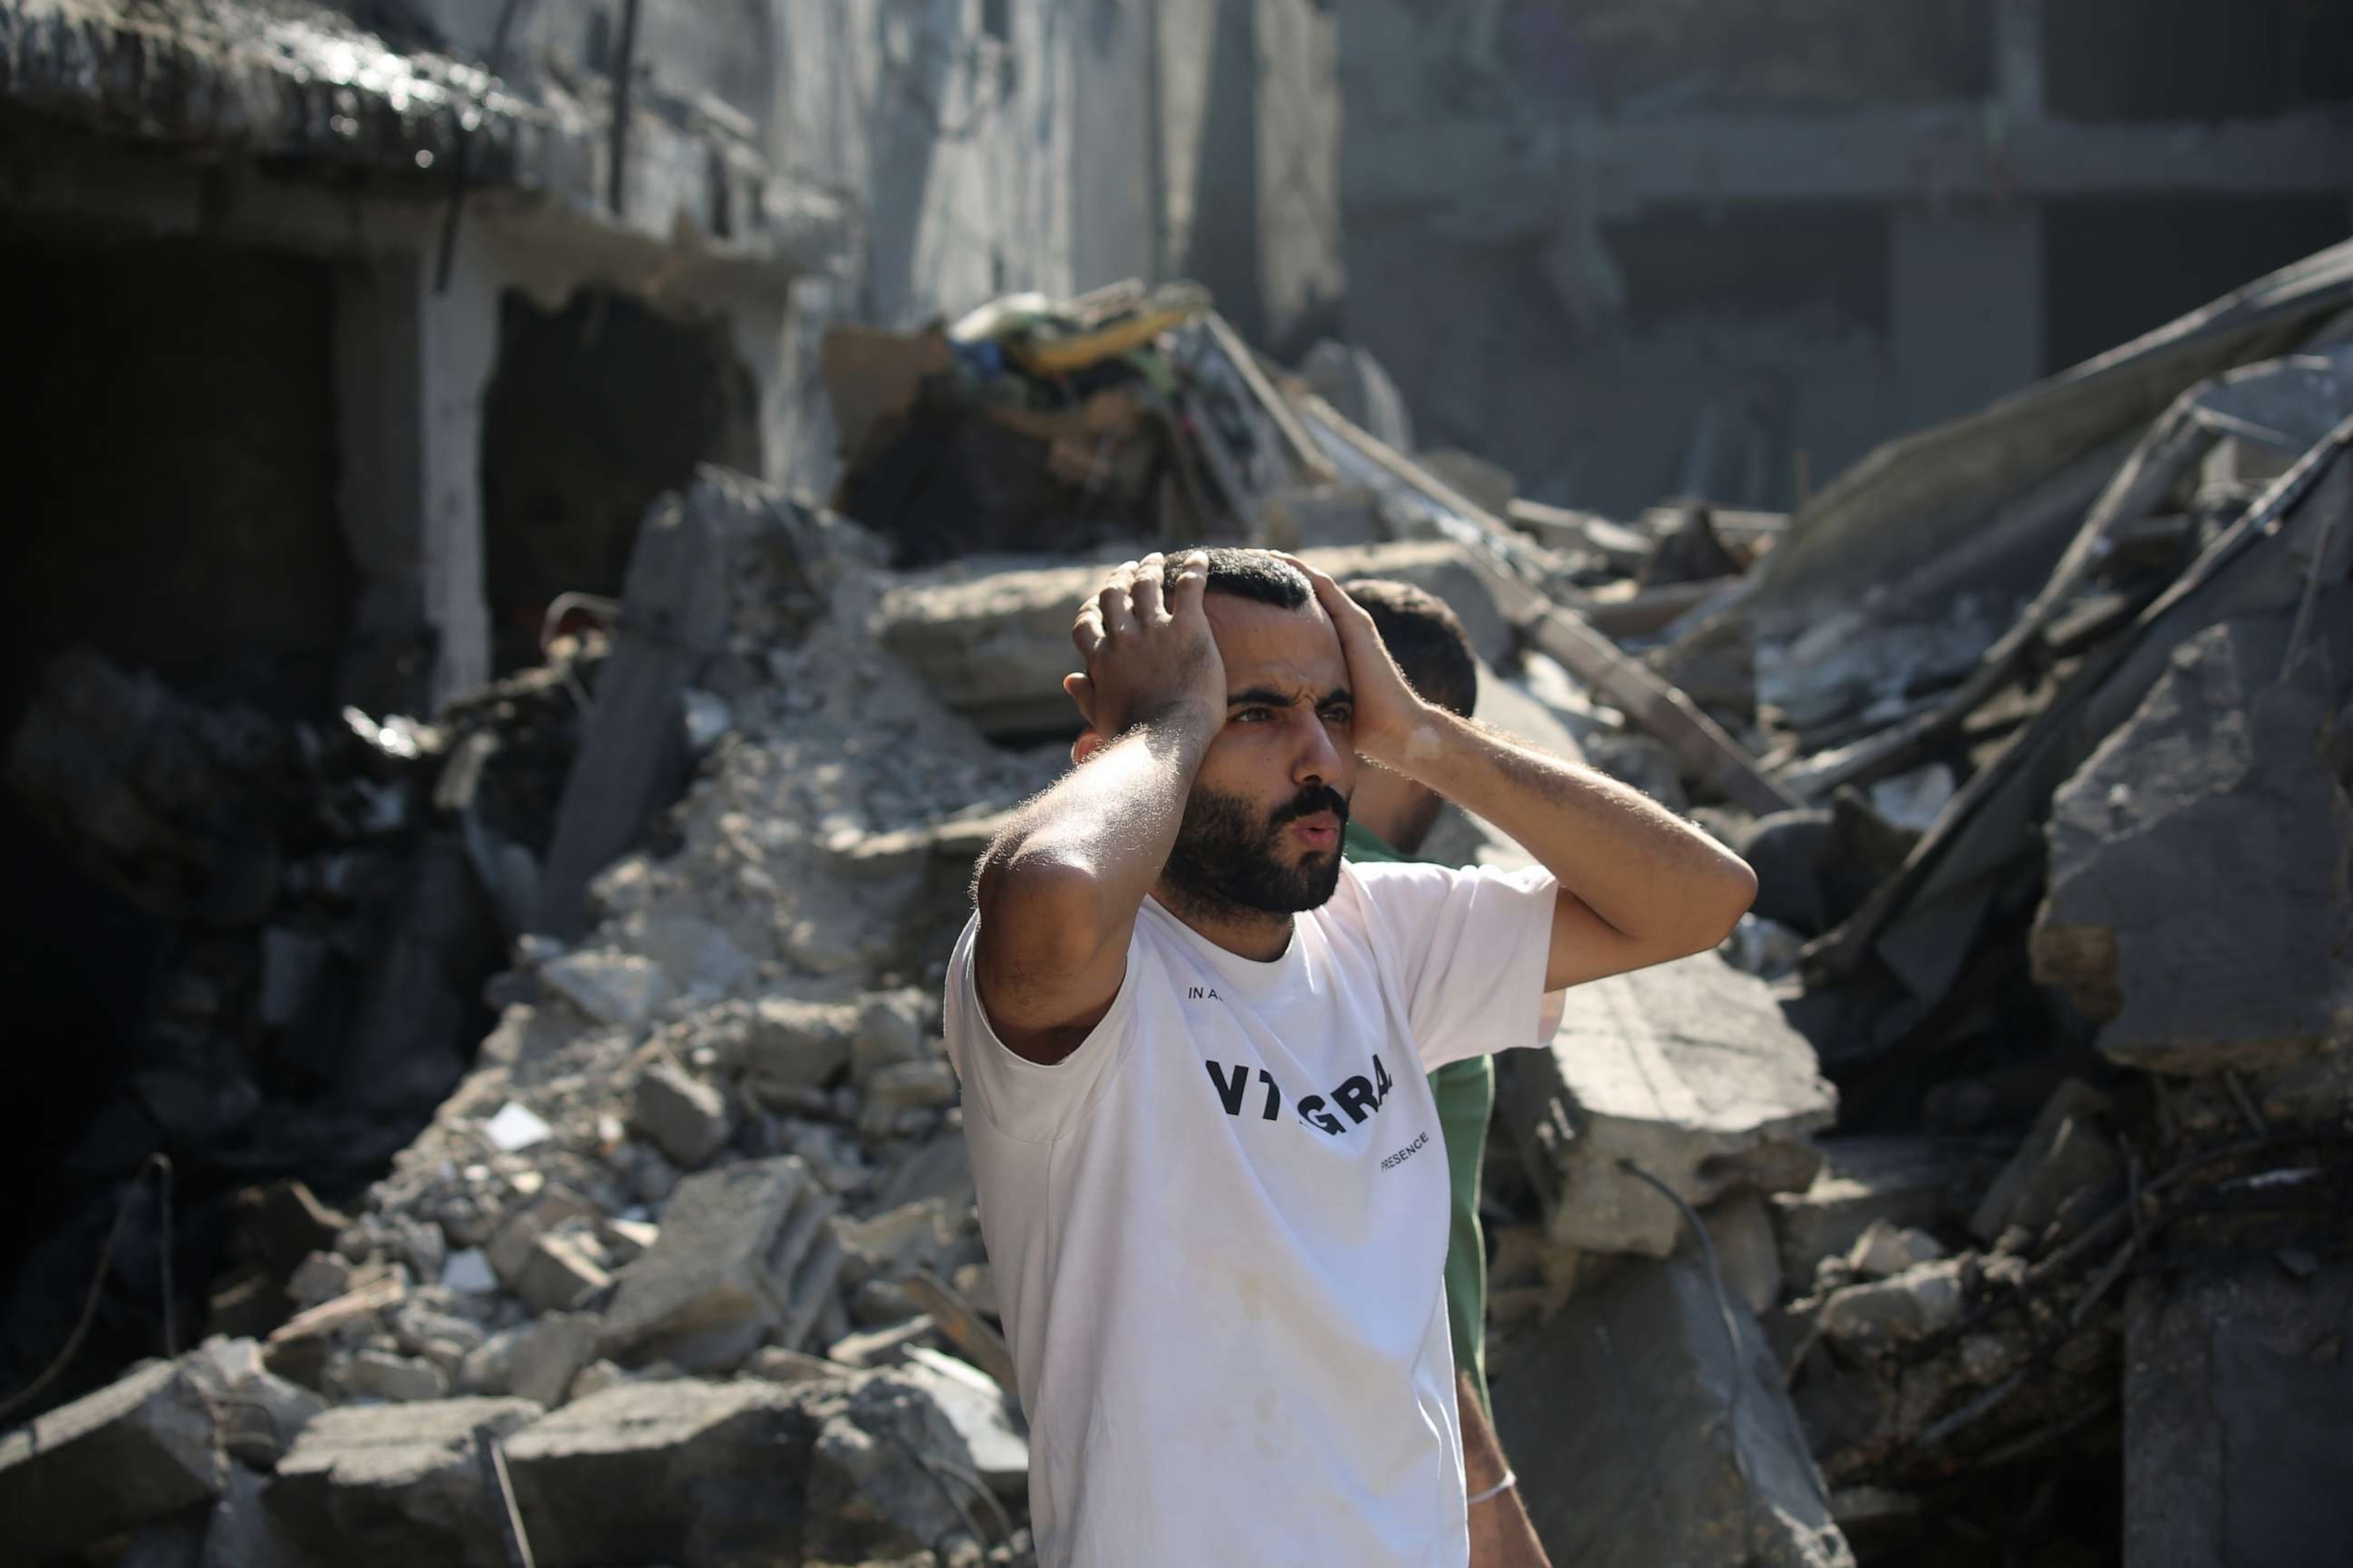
[2,5,2351,1568]
[1339,0,2353,518]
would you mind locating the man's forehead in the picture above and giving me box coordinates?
[1203,594,1347,696]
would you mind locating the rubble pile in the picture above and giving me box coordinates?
[8,246,2352,1566]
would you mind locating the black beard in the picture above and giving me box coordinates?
[1161,783,1350,918]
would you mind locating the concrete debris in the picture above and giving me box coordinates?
[632,1056,738,1169]
[2034,613,2353,1072]
[269,1396,543,1566]
[1497,950,1836,1257]
[0,1358,227,1561]
[10,229,2352,1568]
[1493,1251,1855,1568]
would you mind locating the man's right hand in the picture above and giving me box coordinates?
[1065,551,1225,741]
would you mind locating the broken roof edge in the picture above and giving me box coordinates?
[0,0,852,279]
[1752,237,2353,633]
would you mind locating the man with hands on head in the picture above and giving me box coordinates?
[943,548,1756,1568]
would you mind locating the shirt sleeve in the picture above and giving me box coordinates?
[1347,859,1561,1072]
[941,912,1141,1145]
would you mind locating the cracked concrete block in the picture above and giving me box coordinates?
[506,1312,602,1409]
[632,1058,735,1168]
[1494,1252,1854,1568]
[512,1231,614,1314]
[1499,951,1837,1257]
[0,1359,228,1561]
[598,1156,831,1365]
[2035,614,2353,1074]
[1968,1080,2121,1246]
[502,1379,820,1568]
[268,1396,540,1568]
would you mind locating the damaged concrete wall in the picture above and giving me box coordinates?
[1337,0,2353,516]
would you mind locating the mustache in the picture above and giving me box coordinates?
[1268,784,1350,829]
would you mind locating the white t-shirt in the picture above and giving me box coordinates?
[944,857,1559,1568]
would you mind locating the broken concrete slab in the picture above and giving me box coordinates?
[2124,1261,2353,1568]
[344,1348,450,1403]
[2034,613,2353,1073]
[1818,1259,1969,1347]
[1768,1137,2003,1293]
[1493,1251,1854,1568]
[268,1396,541,1568]
[632,1057,735,1168]
[597,1156,827,1364]
[0,1358,228,1561]
[1497,950,1836,1258]
[800,1370,985,1565]
[875,540,1515,735]
[896,1344,1029,1496]
[501,1378,820,1568]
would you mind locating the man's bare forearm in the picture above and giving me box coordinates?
[1391,709,1755,982]
[983,709,1211,928]
[973,707,1214,1046]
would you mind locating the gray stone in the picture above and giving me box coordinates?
[204,1465,312,1568]
[344,1349,451,1403]
[599,1156,834,1362]
[1968,1079,2122,1246]
[0,1359,227,1560]
[1767,1137,1999,1291]
[1846,1221,1946,1281]
[486,1186,604,1285]
[632,1058,736,1168]
[288,1250,356,1308]
[1498,950,1837,1257]
[851,989,931,1088]
[862,1057,958,1111]
[735,998,859,1101]
[2034,615,2353,1072]
[801,1371,983,1564]
[540,949,673,1027]
[1494,1252,1853,1568]
[874,541,1514,735]
[501,1379,820,1568]
[828,1314,937,1369]
[896,1346,1029,1497]
[506,1312,602,1408]
[1818,1260,1969,1346]
[512,1230,614,1315]
[2124,1261,2353,1568]
[268,1397,541,1568]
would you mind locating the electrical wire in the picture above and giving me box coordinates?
[0,1154,176,1426]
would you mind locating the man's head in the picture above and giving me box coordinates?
[1339,578,1478,856]
[1143,549,1359,920]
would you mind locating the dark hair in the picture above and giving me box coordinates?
[1198,548,1311,610]
[1343,578,1478,718]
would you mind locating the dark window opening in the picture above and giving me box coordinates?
[1605,203,1893,337]
[479,287,762,673]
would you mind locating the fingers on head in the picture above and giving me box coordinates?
[1072,601,1106,658]
[1167,548,1210,613]
[1130,552,1169,620]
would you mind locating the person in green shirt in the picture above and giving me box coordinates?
[1342,579,1550,1568]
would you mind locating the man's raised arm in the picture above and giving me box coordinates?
[1294,561,1756,993]
[973,552,1224,1063]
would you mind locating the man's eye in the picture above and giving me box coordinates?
[1233,708,1272,724]
[1320,704,1353,725]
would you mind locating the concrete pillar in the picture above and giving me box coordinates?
[1891,206,2045,435]
[1994,0,2045,122]
[332,244,497,716]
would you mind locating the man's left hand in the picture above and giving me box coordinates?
[1288,555,1436,771]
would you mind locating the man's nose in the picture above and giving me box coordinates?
[1288,709,1346,787]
